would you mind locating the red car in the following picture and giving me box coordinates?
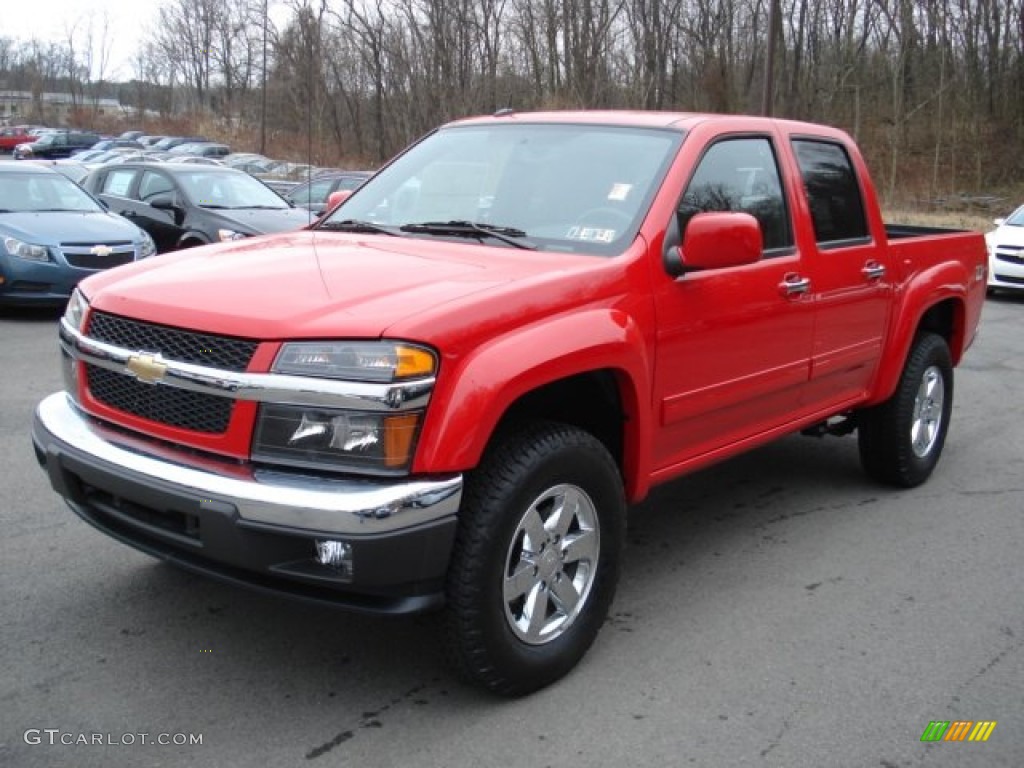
[0,125,33,153]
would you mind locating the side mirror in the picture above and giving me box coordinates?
[993,218,1005,227]
[664,212,763,277]
[326,189,353,212]
[149,193,180,211]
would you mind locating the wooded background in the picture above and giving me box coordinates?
[2,0,1022,206]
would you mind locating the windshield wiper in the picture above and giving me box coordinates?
[400,220,536,250]
[317,219,401,237]
[198,203,231,209]
[238,205,289,210]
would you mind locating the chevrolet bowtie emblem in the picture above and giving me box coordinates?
[126,353,167,384]
[90,244,113,257]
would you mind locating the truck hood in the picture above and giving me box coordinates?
[81,231,594,340]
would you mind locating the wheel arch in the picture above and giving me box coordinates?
[413,309,653,502]
[176,232,210,249]
[871,286,965,406]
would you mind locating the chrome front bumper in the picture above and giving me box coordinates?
[33,391,463,612]
[33,391,462,536]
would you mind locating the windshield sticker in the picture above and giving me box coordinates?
[566,226,616,243]
[607,183,632,202]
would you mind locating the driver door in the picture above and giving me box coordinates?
[651,134,815,475]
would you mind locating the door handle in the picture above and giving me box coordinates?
[862,262,886,280]
[779,274,811,296]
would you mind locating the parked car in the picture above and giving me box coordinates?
[71,149,113,164]
[167,142,231,158]
[175,156,224,165]
[119,130,145,141]
[0,125,33,153]
[151,136,207,151]
[81,162,314,252]
[226,157,281,175]
[284,170,373,215]
[26,159,91,185]
[0,164,156,305]
[75,138,144,155]
[14,130,100,160]
[986,204,1024,294]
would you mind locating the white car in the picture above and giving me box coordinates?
[987,204,1024,293]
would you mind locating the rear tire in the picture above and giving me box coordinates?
[444,422,625,696]
[858,332,953,487]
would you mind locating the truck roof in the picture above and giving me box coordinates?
[446,110,850,140]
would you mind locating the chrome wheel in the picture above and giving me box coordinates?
[503,484,600,645]
[911,364,945,458]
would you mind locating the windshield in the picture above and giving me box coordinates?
[175,171,290,209]
[320,123,681,255]
[1005,206,1024,226]
[0,172,103,213]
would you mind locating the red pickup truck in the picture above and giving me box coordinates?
[33,111,986,695]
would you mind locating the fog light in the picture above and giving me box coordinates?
[314,539,353,576]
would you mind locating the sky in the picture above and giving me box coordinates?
[3,0,165,81]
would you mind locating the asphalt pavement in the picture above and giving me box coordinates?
[1,295,1022,768]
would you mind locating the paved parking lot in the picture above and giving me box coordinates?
[1,296,1023,767]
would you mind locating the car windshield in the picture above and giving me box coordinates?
[318,122,681,255]
[1005,207,1024,226]
[0,172,102,213]
[175,171,289,209]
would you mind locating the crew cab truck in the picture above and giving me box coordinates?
[32,112,986,695]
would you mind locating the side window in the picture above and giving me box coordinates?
[138,171,174,202]
[679,137,792,251]
[290,178,333,206]
[791,139,869,245]
[338,176,366,191]
[101,169,136,197]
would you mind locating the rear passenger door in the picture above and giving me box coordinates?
[790,138,893,408]
[96,168,172,253]
[133,170,185,252]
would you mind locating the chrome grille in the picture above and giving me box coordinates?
[60,242,136,270]
[83,312,258,434]
[86,365,233,433]
[86,312,258,371]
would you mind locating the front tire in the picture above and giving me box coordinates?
[445,422,625,696]
[858,332,953,487]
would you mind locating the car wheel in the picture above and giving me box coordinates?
[445,421,625,696]
[858,332,953,487]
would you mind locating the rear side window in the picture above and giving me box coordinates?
[792,139,869,245]
[101,169,136,197]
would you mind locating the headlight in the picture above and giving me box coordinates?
[138,232,157,258]
[273,341,436,383]
[63,288,90,332]
[218,229,247,242]
[253,404,421,474]
[4,236,51,263]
